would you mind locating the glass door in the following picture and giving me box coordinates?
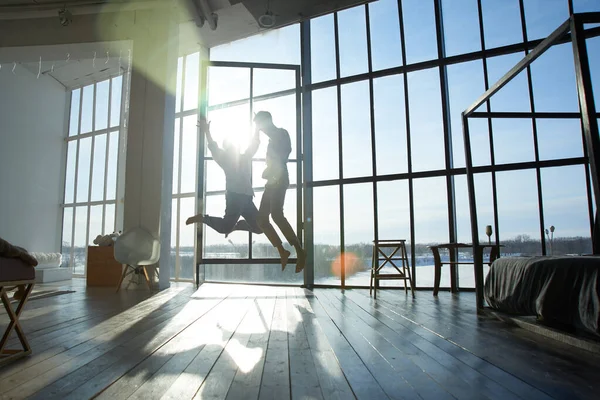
[195,61,303,285]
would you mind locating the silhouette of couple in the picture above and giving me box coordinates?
[186,111,306,273]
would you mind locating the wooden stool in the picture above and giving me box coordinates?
[369,239,415,299]
[1,279,34,366]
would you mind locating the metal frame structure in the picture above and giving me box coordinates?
[194,60,303,287]
[462,12,600,309]
[303,0,600,291]
[188,0,600,291]
[62,75,125,276]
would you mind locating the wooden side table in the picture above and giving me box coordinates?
[429,243,502,296]
[86,246,122,287]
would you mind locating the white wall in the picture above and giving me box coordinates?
[0,64,67,253]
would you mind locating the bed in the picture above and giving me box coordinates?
[485,256,600,336]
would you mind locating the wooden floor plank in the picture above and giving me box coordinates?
[4,285,226,399]
[285,287,324,400]
[316,289,445,400]
[323,289,521,400]
[258,289,290,400]
[25,288,209,400]
[359,289,599,400]
[292,288,356,400]
[346,290,552,400]
[306,290,389,400]
[194,288,278,399]
[93,286,246,400]
[3,280,600,400]
[225,293,276,400]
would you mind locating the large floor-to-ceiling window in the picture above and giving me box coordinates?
[61,75,124,275]
[195,0,599,288]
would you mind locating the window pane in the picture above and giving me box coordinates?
[171,198,178,279]
[403,0,438,64]
[524,0,570,41]
[204,194,249,258]
[64,141,77,204]
[468,119,493,168]
[76,137,92,203]
[91,134,107,202]
[73,206,88,275]
[589,36,600,110]
[455,173,495,289]
[312,87,339,181]
[95,80,109,131]
[206,160,226,193]
[252,188,298,259]
[343,183,374,287]
[69,89,80,136]
[496,169,541,255]
[447,60,486,169]
[184,52,200,111]
[175,57,183,113]
[206,104,251,157]
[253,94,298,160]
[208,67,250,106]
[205,263,303,284]
[105,203,115,234]
[369,0,402,71]
[179,197,196,280]
[80,85,94,134]
[338,5,368,78]
[537,119,584,161]
[413,177,449,288]
[541,165,592,255]
[106,131,119,200]
[408,68,445,172]
[374,75,407,175]
[173,118,181,194]
[341,81,372,178]
[314,186,341,286]
[482,0,523,48]
[377,180,410,241]
[531,43,579,112]
[62,207,74,263]
[442,0,481,57]
[89,205,103,245]
[180,116,198,194]
[492,119,535,164]
[253,69,295,97]
[574,0,600,12]
[487,53,531,112]
[110,76,122,128]
[311,14,336,83]
[210,24,300,65]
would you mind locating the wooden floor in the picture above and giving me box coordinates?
[1,280,599,400]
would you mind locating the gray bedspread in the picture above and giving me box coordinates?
[485,256,600,336]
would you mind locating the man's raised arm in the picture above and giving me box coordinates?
[244,127,261,157]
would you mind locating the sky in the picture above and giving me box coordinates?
[63,0,600,279]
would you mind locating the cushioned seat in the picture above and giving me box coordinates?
[0,257,35,281]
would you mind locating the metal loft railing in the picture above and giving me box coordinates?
[462,12,600,309]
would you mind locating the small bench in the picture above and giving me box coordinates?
[0,257,35,366]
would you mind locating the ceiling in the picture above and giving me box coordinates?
[0,0,373,48]
[0,0,371,87]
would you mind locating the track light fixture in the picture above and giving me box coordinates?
[58,7,72,27]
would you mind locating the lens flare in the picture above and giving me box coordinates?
[331,252,362,277]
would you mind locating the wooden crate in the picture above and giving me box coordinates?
[86,246,122,287]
